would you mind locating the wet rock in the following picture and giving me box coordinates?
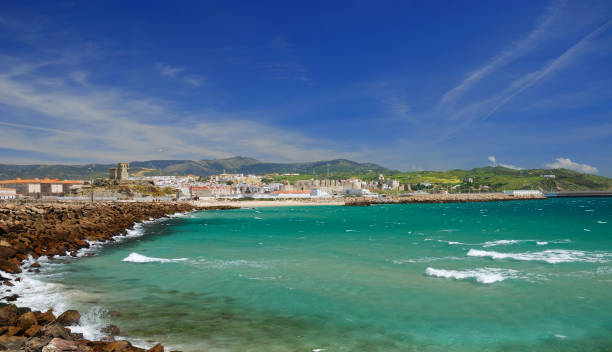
[146,344,164,352]
[0,305,18,325]
[3,294,18,302]
[42,338,79,352]
[0,247,16,260]
[56,310,80,326]
[0,335,26,349]
[102,340,132,352]
[0,259,21,274]
[101,325,120,336]
[40,323,72,340]
[36,310,57,325]
[25,324,42,337]
[30,262,41,268]
[17,311,37,330]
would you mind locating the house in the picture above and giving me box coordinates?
[0,178,84,196]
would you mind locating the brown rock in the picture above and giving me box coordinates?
[17,311,37,330]
[0,335,26,349]
[24,324,42,337]
[146,344,164,352]
[3,326,22,337]
[36,310,57,325]
[0,259,21,274]
[56,310,80,326]
[103,340,132,352]
[0,247,16,260]
[0,305,18,325]
[30,262,41,268]
[40,323,72,340]
[42,337,79,352]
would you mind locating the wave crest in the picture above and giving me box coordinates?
[122,252,188,263]
[425,267,519,284]
[467,249,609,264]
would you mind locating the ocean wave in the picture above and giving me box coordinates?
[391,256,464,264]
[482,240,522,247]
[467,249,610,264]
[122,252,188,263]
[425,267,519,284]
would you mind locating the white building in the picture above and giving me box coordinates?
[503,190,542,196]
[0,188,17,199]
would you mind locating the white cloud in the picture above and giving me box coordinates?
[488,155,522,170]
[0,59,354,164]
[545,158,598,174]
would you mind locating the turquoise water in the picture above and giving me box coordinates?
[21,199,612,351]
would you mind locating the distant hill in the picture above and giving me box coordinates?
[384,166,612,192]
[0,157,388,179]
[1,159,610,191]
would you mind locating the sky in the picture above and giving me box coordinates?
[0,1,611,175]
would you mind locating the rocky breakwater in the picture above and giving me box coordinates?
[0,202,234,351]
[345,192,545,206]
[0,303,165,351]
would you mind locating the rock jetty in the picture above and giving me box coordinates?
[0,201,236,351]
[0,302,164,351]
[345,192,545,206]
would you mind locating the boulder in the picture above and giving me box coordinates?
[146,344,164,352]
[36,310,57,325]
[17,311,37,330]
[56,310,80,326]
[102,340,132,352]
[0,247,16,260]
[0,259,21,274]
[0,305,18,325]
[30,262,41,268]
[42,338,79,352]
[40,323,72,340]
[25,324,42,337]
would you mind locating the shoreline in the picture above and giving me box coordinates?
[0,202,230,352]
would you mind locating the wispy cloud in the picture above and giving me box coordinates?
[155,62,204,87]
[0,59,349,163]
[440,1,564,107]
[545,157,598,174]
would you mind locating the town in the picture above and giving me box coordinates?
[0,162,549,202]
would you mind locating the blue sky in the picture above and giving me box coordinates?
[0,1,611,175]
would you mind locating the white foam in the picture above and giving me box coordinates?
[482,240,521,247]
[597,220,608,224]
[425,267,519,284]
[584,229,591,232]
[122,252,188,263]
[467,249,610,264]
[536,241,548,246]
[391,256,464,264]
[68,306,109,341]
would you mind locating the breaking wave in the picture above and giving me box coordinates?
[425,267,520,284]
[467,249,610,264]
[122,252,188,263]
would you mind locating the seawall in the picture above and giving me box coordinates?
[345,193,545,206]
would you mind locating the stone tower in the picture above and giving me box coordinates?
[118,163,129,180]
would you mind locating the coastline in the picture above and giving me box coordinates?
[0,202,233,352]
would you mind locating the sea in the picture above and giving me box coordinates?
[3,198,612,351]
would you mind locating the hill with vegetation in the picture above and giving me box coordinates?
[1,159,610,191]
[0,157,387,179]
